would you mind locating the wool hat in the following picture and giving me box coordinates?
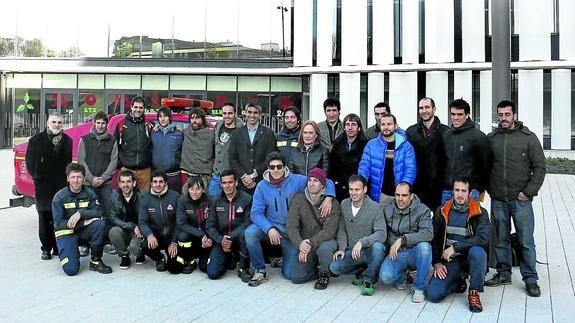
[308,167,327,187]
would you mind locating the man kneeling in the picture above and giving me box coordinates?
[426,178,490,312]
[52,163,112,275]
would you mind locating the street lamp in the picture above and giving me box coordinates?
[277,4,288,58]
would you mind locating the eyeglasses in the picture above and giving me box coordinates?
[268,164,284,170]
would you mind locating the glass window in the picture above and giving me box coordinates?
[143,90,169,113]
[78,90,104,123]
[238,76,269,91]
[79,75,105,89]
[142,75,169,90]
[106,75,141,89]
[10,74,42,89]
[207,76,237,91]
[43,74,77,89]
[170,76,206,91]
[271,77,302,92]
[13,89,41,144]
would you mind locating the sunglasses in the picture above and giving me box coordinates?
[268,164,284,170]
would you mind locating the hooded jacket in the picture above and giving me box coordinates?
[78,126,118,184]
[181,125,214,174]
[213,117,244,176]
[431,199,490,265]
[441,118,491,191]
[251,167,336,234]
[151,123,184,173]
[383,195,433,248]
[358,131,417,202]
[487,121,546,201]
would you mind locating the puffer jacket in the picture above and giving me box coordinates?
[139,189,180,242]
[441,118,491,191]
[151,123,184,173]
[114,112,152,170]
[383,195,433,248]
[288,140,330,175]
[181,125,214,174]
[487,121,546,201]
[251,168,336,234]
[358,131,417,202]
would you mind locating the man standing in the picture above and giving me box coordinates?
[114,96,152,190]
[441,99,491,203]
[138,170,180,272]
[52,163,112,275]
[151,107,184,192]
[108,170,146,269]
[359,114,416,206]
[329,113,369,201]
[485,100,546,297]
[209,103,244,197]
[26,112,72,260]
[275,106,301,161]
[245,152,336,287]
[427,178,490,312]
[229,103,277,194]
[406,97,449,211]
[205,169,252,281]
[317,97,343,151]
[181,107,214,190]
[329,175,386,296]
[286,168,340,289]
[379,182,433,303]
[364,102,391,140]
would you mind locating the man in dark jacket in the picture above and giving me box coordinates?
[205,169,252,281]
[114,96,152,190]
[138,170,180,272]
[108,170,146,269]
[441,99,491,203]
[181,107,214,190]
[329,113,369,201]
[364,102,391,140]
[485,100,546,298]
[229,103,277,194]
[427,178,490,313]
[406,97,449,211]
[317,97,343,151]
[276,106,301,162]
[286,168,340,289]
[151,107,184,192]
[379,182,433,303]
[52,163,112,275]
[26,112,72,260]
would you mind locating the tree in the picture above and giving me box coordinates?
[114,42,133,58]
[22,39,44,57]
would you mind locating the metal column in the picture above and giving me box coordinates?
[491,0,511,106]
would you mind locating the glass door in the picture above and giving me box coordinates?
[105,91,141,116]
[40,90,77,129]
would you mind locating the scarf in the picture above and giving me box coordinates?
[452,201,470,213]
[47,128,63,153]
[269,174,286,187]
[150,185,169,197]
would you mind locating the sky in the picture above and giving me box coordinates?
[0,0,292,57]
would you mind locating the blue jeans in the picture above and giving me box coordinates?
[491,198,538,283]
[329,241,386,284]
[244,224,297,279]
[442,189,479,205]
[379,242,432,290]
[208,175,222,198]
[426,246,487,302]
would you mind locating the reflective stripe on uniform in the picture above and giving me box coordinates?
[55,229,74,238]
[63,203,76,209]
[277,141,287,147]
[178,241,192,248]
[78,201,89,208]
[60,257,69,266]
[176,256,185,264]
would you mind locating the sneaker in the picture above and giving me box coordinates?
[237,267,252,283]
[412,288,426,303]
[104,244,117,255]
[156,257,167,272]
[485,273,512,287]
[79,245,89,257]
[395,282,407,290]
[135,254,146,265]
[248,272,268,287]
[41,250,52,260]
[525,282,541,297]
[119,256,131,270]
[314,272,330,290]
[182,259,197,274]
[351,273,364,286]
[270,257,283,268]
[361,282,375,296]
[89,258,113,274]
[455,277,468,293]
[468,290,483,312]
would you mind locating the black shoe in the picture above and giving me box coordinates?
[41,250,52,260]
[227,259,238,271]
[238,267,252,283]
[119,256,131,270]
[270,257,283,268]
[314,272,330,290]
[182,259,197,274]
[455,277,468,293]
[485,273,512,287]
[79,245,89,257]
[525,282,541,297]
[52,248,59,256]
[89,258,113,274]
[135,254,146,265]
[156,257,167,272]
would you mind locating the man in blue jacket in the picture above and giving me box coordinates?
[245,152,336,287]
[359,114,417,206]
[151,107,184,192]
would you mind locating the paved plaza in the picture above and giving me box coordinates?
[0,150,574,322]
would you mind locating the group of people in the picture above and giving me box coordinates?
[25,95,546,313]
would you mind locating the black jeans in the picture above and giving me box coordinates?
[38,210,57,253]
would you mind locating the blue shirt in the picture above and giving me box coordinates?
[247,124,259,145]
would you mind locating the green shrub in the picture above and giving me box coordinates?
[546,157,575,175]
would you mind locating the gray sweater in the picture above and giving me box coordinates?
[213,118,244,176]
[337,196,386,251]
[181,125,214,174]
[383,195,433,248]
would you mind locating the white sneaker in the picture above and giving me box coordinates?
[412,288,426,303]
[395,282,407,290]
[248,272,268,287]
